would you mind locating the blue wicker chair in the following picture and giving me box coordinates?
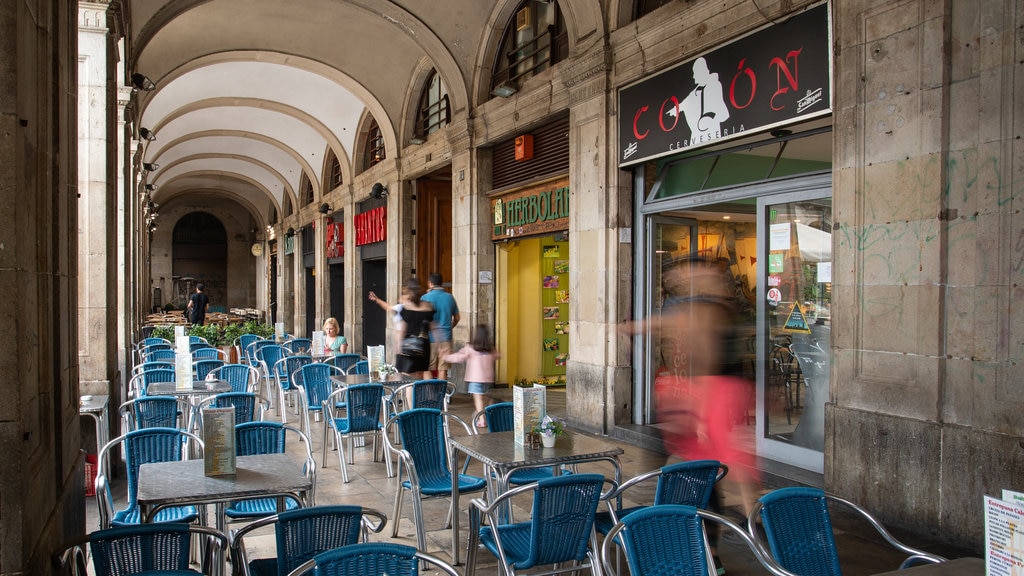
[383,408,487,554]
[346,359,369,375]
[208,362,261,393]
[229,504,386,576]
[326,352,362,372]
[53,522,227,576]
[294,362,344,439]
[95,427,203,527]
[600,504,798,576]
[749,487,947,576]
[274,355,313,424]
[223,421,316,521]
[118,396,190,430]
[466,473,616,576]
[285,542,459,576]
[322,383,389,482]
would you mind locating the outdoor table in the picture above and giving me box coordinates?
[137,453,312,575]
[145,379,231,396]
[79,394,110,477]
[447,429,624,565]
[871,557,984,575]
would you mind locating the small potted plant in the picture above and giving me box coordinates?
[534,415,565,448]
[377,362,397,382]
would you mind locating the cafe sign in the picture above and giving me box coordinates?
[491,179,570,241]
[618,3,831,167]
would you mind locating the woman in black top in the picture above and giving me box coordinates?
[395,278,434,379]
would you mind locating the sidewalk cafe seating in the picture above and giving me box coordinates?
[229,504,386,576]
[601,504,798,576]
[53,522,227,576]
[748,487,947,575]
[284,542,459,576]
[466,473,616,576]
[323,383,389,482]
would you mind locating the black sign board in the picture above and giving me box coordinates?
[618,4,831,167]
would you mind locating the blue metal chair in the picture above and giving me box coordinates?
[223,421,316,521]
[749,487,947,576]
[118,396,189,430]
[294,362,344,439]
[322,383,390,482]
[132,360,174,376]
[188,335,208,345]
[234,333,261,363]
[286,542,460,576]
[594,459,727,535]
[229,505,387,576]
[383,408,487,554]
[466,473,616,576]
[52,522,227,576]
[346,359,369,375]
[600,504,798,576]
[282,338,312,355]
[273,355,313,424]
[245,338,273,368]
[197,391,268,425]
[189,341,214,353]
[143,348,176,363]
[209,362,261,393]
[191,346,227,361]
[129,368,176,398]
[256,344,287,410]
[95,427,203,527]
[326,353,362,372]
[192,358,225,381]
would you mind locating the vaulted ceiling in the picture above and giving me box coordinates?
[122,0,517,228]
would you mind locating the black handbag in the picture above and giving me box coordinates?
[400,321,429,357]
[400,334,428,357]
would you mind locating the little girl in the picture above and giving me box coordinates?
[444,323,498,427]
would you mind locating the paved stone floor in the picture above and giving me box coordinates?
[91,385,979,575]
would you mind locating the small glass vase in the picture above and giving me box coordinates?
[541,433,557,448]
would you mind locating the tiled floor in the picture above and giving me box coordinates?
[91,384,977,575]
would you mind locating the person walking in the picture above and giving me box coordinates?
[421,272,460,380]
[444,324,499,428]
[185,283,209,325]
[395,278,434,379]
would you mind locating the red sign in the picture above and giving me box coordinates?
[325,221,344,258]
[355,206,387,246]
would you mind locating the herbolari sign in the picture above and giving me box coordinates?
[618,4,830,167]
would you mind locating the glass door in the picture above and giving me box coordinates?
[757,192,832,471]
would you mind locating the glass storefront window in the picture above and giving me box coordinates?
[763,198,832,452]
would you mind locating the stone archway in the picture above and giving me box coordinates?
[172,212,228,310]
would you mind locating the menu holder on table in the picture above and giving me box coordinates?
[367,345,384,374]
[312,330,325,356]
[984,489,1024,576]
[513,384,546,446]
[202,407,236,476]
[175,335,192,391]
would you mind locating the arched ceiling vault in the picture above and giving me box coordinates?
[124,0,604,226]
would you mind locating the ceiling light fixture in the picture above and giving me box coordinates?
[286,227,295,238]
[142,162,159,172]
[318,203,331,214]
[139,128,156,142]
[491,82,517,98]
[131,73,157,92]
[369,182,388,199]
[145,184,158,191]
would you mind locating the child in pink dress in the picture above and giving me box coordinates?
[444,324,499,427]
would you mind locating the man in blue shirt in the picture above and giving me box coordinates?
[421,272,460,380]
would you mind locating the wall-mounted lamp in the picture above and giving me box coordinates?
[142,162,159,172]
[139,128,156,142]
[369,182,388,199]
[145,183,158,191]
[286,227,295,238]
[131,73,156,92]
[490,82,517,98]
[409,137,425,145]
[318,203,331,214]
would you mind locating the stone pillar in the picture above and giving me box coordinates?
[562,46,629,434]
[78,2,118,396]
[831,0,1024,547]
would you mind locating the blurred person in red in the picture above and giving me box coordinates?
[623,255,757,575]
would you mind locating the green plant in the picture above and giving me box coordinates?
[188,323,223,347]
[533,415,565,437]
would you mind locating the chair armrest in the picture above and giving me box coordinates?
[828,494,947,565]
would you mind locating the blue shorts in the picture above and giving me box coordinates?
[467,382,492,395]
